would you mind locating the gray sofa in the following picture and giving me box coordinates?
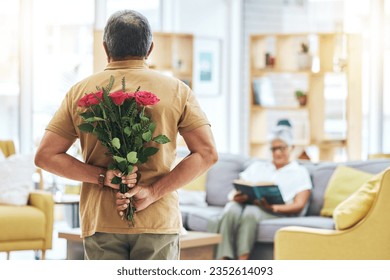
[179,153,390,260]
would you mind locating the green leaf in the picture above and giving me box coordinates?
[111,138,121,149]
[149,123,156,134]
[142,131,152,142]
[118,161,127,172]
[127,165,134,174]
[126,151,138,164]
[138,153,147,164]
[140,115,149,122]
[134,137,143,148]
[143,147,159,157]
[78,123,94,133]
[107,163,117,170]
[94,127,110,143]
[153,135,170,144]
[124,126,132,136]
[113,155,126,163]
[121,76,126,92]
[132,123,142,132]
[111,176,121,184]
[80,111,95,120]
[85,117,105,122]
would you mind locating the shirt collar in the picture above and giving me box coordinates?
[104,59,149,70]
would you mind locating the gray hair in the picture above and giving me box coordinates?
[103,10,153,59]
[270,121,294,147]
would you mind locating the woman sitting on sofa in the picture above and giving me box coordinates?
[216,120,312,260]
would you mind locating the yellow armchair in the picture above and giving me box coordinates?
[0,140,54,260]
[275,168,390,260]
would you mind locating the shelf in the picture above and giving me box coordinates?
[147,32,194,87]
[251,69,312,76]
[251,105,307,111]
[248,32,362,161]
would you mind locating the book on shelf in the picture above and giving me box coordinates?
[252,77,275,106]
[233,179,284,205]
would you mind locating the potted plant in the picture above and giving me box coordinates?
[297,42,312,70]
[295,90,307,106]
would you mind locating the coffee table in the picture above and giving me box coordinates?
[54,194,80,228]
[58,228,221,260]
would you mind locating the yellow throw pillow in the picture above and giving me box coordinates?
[182,173,208,191]
[333,171,384,230]
[320,165,373,217]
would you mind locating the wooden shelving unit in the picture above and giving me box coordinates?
[249,33,362,161]
[147,32,194,88]
[93,31,194,89]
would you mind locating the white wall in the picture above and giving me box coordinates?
[161,0,346,155]
[161,0,240,153]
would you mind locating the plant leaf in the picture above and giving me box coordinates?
[132,123,142,132]
[111,176,121,184]
[142,131,152,142]
[153,135,170,144]
[126,151,138,164]
[118,160,127,172]
[85,117,105,122]
[148,123,156,134]
[124,126,132,136]
[80,111,95,120]
[111,138,121,149]
[78,123,94,133]
[107,163,117,170]
[143,147,159,157]
[113,155,126,163]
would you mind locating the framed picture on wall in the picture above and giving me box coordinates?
[193,38,221,96]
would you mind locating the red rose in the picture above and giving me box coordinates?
[134,91,160,106]
[78,91,103,107]
[126,92,135,99]
[109,90,129,105]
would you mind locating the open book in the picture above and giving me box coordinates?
[233,179,285,205]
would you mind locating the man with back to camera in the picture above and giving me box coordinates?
[35,10,218,260]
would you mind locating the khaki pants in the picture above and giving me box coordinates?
[84,232,180,260]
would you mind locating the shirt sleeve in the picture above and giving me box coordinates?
[45,91,78,141]
[177,84,210,134]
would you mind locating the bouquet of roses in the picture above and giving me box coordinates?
[77,76,170,225]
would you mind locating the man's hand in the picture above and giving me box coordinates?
[115,184,157,216]
[104,166,138,190]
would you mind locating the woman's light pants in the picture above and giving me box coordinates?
[215,201,278,259]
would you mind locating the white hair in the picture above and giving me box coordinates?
[270,124,293,146]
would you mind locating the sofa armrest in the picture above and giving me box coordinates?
[28,191,54,249]
[274,226,346,259]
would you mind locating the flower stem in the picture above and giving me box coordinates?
[119,182,135,226]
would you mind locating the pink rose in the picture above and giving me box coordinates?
[134,91,160,106]
[78,91,103,107]
[109,91,129,105]
[126,92,135,99]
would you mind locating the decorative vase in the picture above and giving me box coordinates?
[297,95,308,107]
[297,53,312,70]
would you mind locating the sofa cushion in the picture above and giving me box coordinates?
[306,159,390,216]
[0,154,35,206]
[333,170,385,230]
[0,205,45,241]
[205,153,250,207]
[320,165,373,217]
[182,205,224,231]
[257,216,335,243]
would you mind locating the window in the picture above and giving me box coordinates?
[106,0,161,30]
[32,0,95,147]
[0,1,20,147]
